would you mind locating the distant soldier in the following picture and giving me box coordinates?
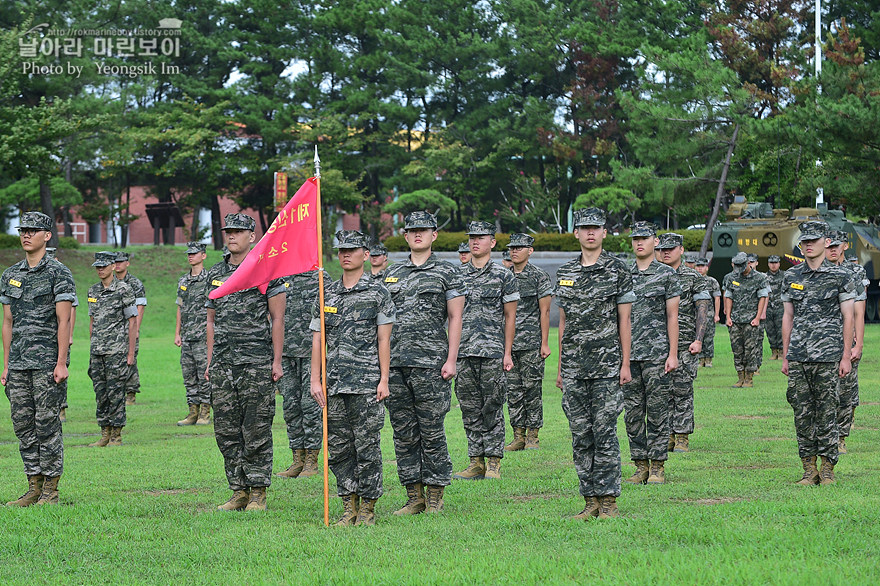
[657,233,711,453]
[46,248,76,423]
[383,212,465,515]
[206,213,285,512]
[114,252,146,405]
[782,221,854,485]
[87,251,138,448]
[1,213,76,507]
[684,253,696,270]
[369,243,389,280]
[276,266,330,479]
[174,242,211,426]
[747,252,766,374]
[723,252,769,388]
[309,230,395,526]
[764,255,785,360]
[458,242,471,265]
[623,222,680,486]
[825,230,867,454]
[695,257,720,367]
[503,233,553,452]
[454,221,519,481]
[501,250,514,270]
[556,208,633,520]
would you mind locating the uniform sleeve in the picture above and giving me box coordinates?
[204,268,217,310]
[666,271,683,299]
[376,286,396,326]
[133,278,147,306]
[122,285,138,319]
[616,264,636,304]
[756,275,770,298]
[53,266,77,304]
[444,264,467,300]
[176,275,185,307]
[692,274,712,301]
[501,270,520,303]
[309,296,321,332]
[72,295,79,308]
[780,273,793,303]
[839,271,856,303]
[265,277,287,299]
[537,268,554,298]
[0,271,10,305]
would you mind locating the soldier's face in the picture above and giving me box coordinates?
[659,246,682,265]
[630,236,656,259]
[574,225,605,250]
[370,254,387,268]
[509,246,531,265]
[338,247,368,270]
[187,252,206,266]
[19,228,50,253]
[468,235,495,258]
[224,229,255,253]
[459,252,471,263]
[768,261,780,271]
[799,237,826,259]
[114,260,129,274]
[404,228,437,252]
[696,264,708,275]
[96,265,114,279]
[825,243,844,262]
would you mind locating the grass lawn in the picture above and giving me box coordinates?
[1,246,879,584]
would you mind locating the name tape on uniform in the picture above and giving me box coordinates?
[790,283,804,290]
[384,277,399,283]
[732,281,740,286]
[211,280,224,287]
[323,306,338,314]
[558,279,574,287]
[8,279,21,287]
[179,285,187,291]
[87,297,98,303]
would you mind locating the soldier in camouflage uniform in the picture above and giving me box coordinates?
[174,242,211,426]
[501,250,514,270]
[458,242,471,265]
[1,213,76,507]
[309,230,395,526]
[114,252,146,405]
[623,222,680,486]
[87,251,139,449]
[45,248,77,424]
[825,230,867,454]
[369,243,389,280]
[782,221,855,486]
[764,255,785,360]
[684,253,697,270]
[206,213,286,512]
[503,233,553,452]
[556,208,634,520]
[454,221,519,481]
[723,252,769,388]
[275,267,329,479]
[383,212,465,515]
[695,258,721,368]
[747,253,767,374]
[657,233,711,453]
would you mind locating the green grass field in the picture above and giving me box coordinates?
[1,246,879,584]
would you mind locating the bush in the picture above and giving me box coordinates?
[58,236,80,249]
[0,234,19,248]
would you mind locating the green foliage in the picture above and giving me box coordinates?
[383,189,457,224]
[57,236,80,249]
[0,234,20,249]
[573,187,641,227]
[0,176,82,210]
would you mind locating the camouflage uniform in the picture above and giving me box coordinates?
[623,257,681,462]
[116,257,146,397]
[177,254,210,406]
[723,256,769,374]
[782,254,855,466]
[309,252,395,499]
[88,254,138,430]
[764,260,785,352]
[699,272,721,359]
[369,244,388,281]
[457,222,520,460]
[384,241,465,488]
[206,244,286,491]
[280,269,328,452]
[557,209,635,499]
[1,235,76,480]
[505,239,554,432]
[836,255,868,439]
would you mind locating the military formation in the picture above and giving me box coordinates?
[0,209,868,523]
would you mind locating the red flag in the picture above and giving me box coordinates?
[209,177,319,299]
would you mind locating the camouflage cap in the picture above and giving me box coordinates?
[115,251,130,262]
[404,211,438,230]
[798,220,828,242]
[46,247,57,259]
[369,243,388,256]
[847,255,858,263]
[629,221,657,238]
[573,207,606,228]
[458,242,471,254]
[221,213,256,231]
[92,251,117,267]
[502,250,511,260]
[465,221,496,236]
[16,211,53,231]
[768,255,781,263]
[747,253,758,262]
[695,257,709,266]
[185,241,207,254]
[335,230,368,249]
[826,229,847,246]
[507,233,535,248]
[656,232,683,249]
[684,253,698,263]
[732,252,748,266]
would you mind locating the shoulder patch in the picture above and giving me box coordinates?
[790,283,804,290]
[8,279,21,287]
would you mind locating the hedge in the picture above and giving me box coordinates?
[385,230,708,253]
[0,234,81,249]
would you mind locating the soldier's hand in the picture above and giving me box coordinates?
[310,381,326,408]
[555,372,563,389]
[204,367,210,381]
[441,359,456,381]
[725,317,733,327]
[781,358,789,376]
[376,380,390,402]
[127,353,135,366]
[272,360,283,382]
[174,334,182,347]
[852,344,863,362]
[540,343,551,360]
[665,355,679,374]
[688,340,702,355]
[714,314,720,323]
[503,353,514,372]
[619,365,632,386]
[54,364,69,384]
[839,358,852,378]
[750,317,760,327]
[1,367,7,386]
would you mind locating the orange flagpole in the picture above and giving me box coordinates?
[314,147,330,527]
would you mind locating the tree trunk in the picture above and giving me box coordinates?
[211,193,223,250]
[39,176,58,248]
[701,122,740,257]
[63,159,73,237]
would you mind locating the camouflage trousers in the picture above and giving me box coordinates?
[786,361,839,464]
[180,339,211,405]
[838,357,860,438]
[765,309,783,350]
[729,322,762,372]
[623,361,671,462]
[327,392,385,499]
[387,367,452,487]
[455,356,507,459]
[669,348,698,434]
[88,353,129,428]
[124,339,140,395]
[5,369,64,477]
[506,349,545,429]
[561,377,622,498]
[210,360,276,489]
[699,319,716,359]
[279,356,322,450]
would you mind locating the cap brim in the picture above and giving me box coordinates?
[630,231,654,238]
[92,261,112,267]
[405,224,436,230]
